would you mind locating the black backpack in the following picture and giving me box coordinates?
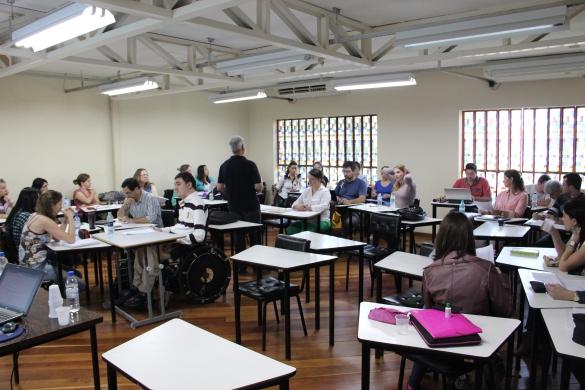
[207,210,239,225]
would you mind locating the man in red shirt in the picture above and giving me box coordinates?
[452,163,492,202]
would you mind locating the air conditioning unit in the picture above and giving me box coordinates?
[268,80,345,99]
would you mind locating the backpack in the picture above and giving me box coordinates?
[207,210,239,225]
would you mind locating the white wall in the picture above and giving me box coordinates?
[0,75,112,198]
[246,71,585,217]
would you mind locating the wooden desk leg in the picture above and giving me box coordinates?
[106,249,116,323]
[505,330,515,390]
[233,260,241,344]
[284,271,291,360]
[90,325,100,390]
[329,261,335,347]
[315,266,320,330]
[361,344,370,390]
[358,247,364,303]
[106,362,118,390]
[12,352,19,384]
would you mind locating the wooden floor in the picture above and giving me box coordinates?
[0,231,580,389]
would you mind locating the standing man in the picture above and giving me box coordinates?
[216,136,262,253]
[452,163,492,202]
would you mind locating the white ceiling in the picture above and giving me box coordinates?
[0,0,584,99]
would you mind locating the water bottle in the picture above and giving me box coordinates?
[209,190,214,200]
[459,200,465,213]
[531,194,538,208]
[0,252,8,276]
[106,212,114,237]
[73,213,81,235]
[65,271,80,312]
[390,193,396,208]
[377,193,383,206]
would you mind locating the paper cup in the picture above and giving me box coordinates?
[56,306,71,326]
[395,314,410,335]
[48,285,63,302]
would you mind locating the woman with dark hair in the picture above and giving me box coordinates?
[275,161,302,207]
[487,169,528,218]
[195,164,215,192]
[5,187,39,251]
[313,161,329,187]
[541,199,585,274]
[31,177,48,194]
[287,168,331,234]
[0,179,13,216]
[133,168,159,197]
[408,212,512,390]
[72,173,100,207]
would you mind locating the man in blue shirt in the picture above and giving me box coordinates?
[335,161,367,204]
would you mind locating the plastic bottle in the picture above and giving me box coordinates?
[390,193,396,208]
[531,194,538,208]
[377,193,382,206]
[0,252,8,276]
[73,213,81,235]
[106,212,114,237]
[444,303,452,319]
[65,271,80,313]
[458,200,465,213]
[209,190,214,201]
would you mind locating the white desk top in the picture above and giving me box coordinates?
[374,251,433,278]
[496,247,558,271]
[524,218,566,231]
[349,204,399,213]
[473,223,530,239]
[93,230,185,249]
[47,239,111,252]
[541,308,585,360]
[231,245,336,269]
[260,204,321,219]
[203,199,228,206]
[208,220,263,230]
[96,220,156,231]
[400,216,443,226]
[432,201,476,207]
[290,231,365,251]
[102,319,296,390]
[358,302,520,359]
[518,269,585,309]
[474,216,527,225]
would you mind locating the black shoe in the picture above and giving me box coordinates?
[121,292,146,309]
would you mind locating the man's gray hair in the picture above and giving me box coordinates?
[544,180,562,194]
[229,136,245,154]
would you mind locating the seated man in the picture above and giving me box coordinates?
[335,161,366,234]
[168,171,207,245]
[117,178,163,306]
[452,163,491,202]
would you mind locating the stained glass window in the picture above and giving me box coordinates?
[276,115,379,187]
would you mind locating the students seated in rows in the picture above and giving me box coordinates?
[31,177,48,194]
[4,187,38,257]
[533,174,551,207]
[408,212,512,390]
[313,161,329,187]
[452,163,491,202]
[133,168,159,197]
[169,171,207,245]
[548,173,585,219]
[482,169,527,218]
[335,161,367,205]
[371,166,394,202]
[172,164,192,208]
[354,161,369,185]
[72,173,100,207]
[195,164,216,193]
[274,160,302,207]
[541,199,585,274]
[392,164,416,208]
[0,178,13,216]
[287,168,331,234]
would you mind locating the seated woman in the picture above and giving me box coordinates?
[371,166,394,202]
[408,212,512,390]
[19,190,77,282]
[541,199,585,274]
[31,177,48,194]
[4,187,39,258]
[72,173,100,207]
[485,169,528,218]
[392,165,416,208]
[0,178,13,216]
[133,168,159,197]
[195,164,216,193]
[275,161,302,207]
[287,168,331,234]
[313,161,329,187]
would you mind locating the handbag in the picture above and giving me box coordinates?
[410,309,482,348]
[397,206,426,221]
[331,211,343,229]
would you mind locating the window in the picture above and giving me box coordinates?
[462,106,585,194]
[276,115,378,187]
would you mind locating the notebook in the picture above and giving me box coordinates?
[0,264,44,325]
[444,188,473,203]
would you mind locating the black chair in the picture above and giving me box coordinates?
[162,189,174,210]
[161,209,176,228]
[347,213,401,295]
[238,234,309,350]
[1,227,19,264]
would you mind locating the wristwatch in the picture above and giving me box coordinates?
[574,292,580,302]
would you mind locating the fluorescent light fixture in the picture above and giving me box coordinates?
[484,53,585,81]
[464,41,585,58]
[12,4,115,52]
[210,90,268,104]
[98,77,159,96]
[332,73,416,91]
[215,50,320,76]
[395,6,567,49]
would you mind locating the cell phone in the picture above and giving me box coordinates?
[530,281,547,293]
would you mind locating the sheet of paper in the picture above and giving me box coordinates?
[475,201,493,211]
[62,238,101,248]
[531,271,561,284]
[122,228,154,235]
[476,244,494,263]
[557,276,585,292]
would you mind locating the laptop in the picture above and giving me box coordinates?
[444,188,473,204]
[0,264,44,325]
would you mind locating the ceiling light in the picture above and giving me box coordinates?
[484,53,585,81]
[463,41,585,58]
[98,77,159,96]
[12,4,115,52]
[215,50,320,76]
[210,90,268,104]
[332,73,416,91]
[395,6,567,49]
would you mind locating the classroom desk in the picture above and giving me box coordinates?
[495,247,558,272]
[290,231,366,303]
[96,220,156,231]
[203,199,229,209]
[260,204,322,233]
[541,308,585,389]
[473,223,530,251]
[208,220,263,255]
[93,230,185,327]
[374,251,433,301]
[0,289,103,389]
[399,217,443,252]
[230,245,337,360]
[358,301,520,390]
[103,318,296,390]
[431,200,477,237]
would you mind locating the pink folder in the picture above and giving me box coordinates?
[410,309,482,339]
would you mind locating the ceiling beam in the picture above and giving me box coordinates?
[257,0,271,33]
[72,0,172,20]
[281,0,371,33]
[270,0,316,45]
[223,6,259,30]
[328,16,363,58]
[97,46,124,63]
[372,39,395,62]
[146,33,243,55]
